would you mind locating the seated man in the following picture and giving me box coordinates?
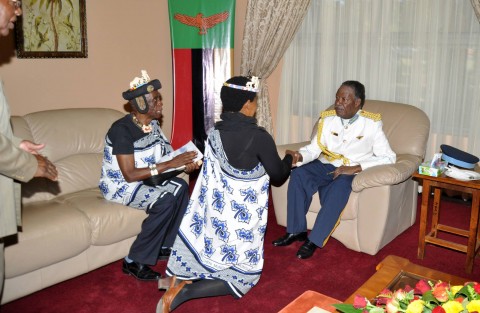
[99,71,200,281]
[272,80,396,259]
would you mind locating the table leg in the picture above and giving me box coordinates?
[465,190,480,273]
[418,181,431,259]
[431,187,442,237]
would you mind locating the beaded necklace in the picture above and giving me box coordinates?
[131,114,152,133]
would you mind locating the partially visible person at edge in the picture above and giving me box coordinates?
[0,0,58,300]
[272,80,396,259]
[99,71,200,282]
[156,76,294,313]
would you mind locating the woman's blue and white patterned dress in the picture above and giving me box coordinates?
[166,129,270,298]
[98,117,175,209]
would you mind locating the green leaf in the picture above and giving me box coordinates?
[455,285,474,300]
[370,307,385,313]
[332,304,364,313]
[421,291,439,304]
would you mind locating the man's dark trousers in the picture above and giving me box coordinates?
[286,159,354,247]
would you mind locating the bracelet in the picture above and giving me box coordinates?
[149,164,158,176]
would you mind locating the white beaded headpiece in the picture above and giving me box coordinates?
[223,76,260,92]
[129,70,151,90]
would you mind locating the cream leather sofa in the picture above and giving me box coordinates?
[271,100,430,255]
[2,108,186,304]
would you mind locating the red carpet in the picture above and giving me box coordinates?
[1,194,479,313]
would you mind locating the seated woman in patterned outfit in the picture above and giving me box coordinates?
[99,71,200,282]
[157,76,294,312]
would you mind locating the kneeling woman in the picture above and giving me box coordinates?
[157,76,294,312]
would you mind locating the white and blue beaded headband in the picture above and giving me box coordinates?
[223,76,260,92]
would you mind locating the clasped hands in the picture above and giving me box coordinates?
[285,149,302,165]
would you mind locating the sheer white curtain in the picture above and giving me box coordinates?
[276,0,480,160]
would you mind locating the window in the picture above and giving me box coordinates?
[276,0,480,159]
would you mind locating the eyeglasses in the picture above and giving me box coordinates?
[10,0,22,9]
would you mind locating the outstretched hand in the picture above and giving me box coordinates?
[33,154,58,181]
[19,140,58,181]
[19,140,46,154]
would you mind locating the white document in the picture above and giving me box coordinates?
[159,141,203,172]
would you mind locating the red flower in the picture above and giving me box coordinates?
[432,306,446,313]
[379,289,393,296]
[376,297,388,305]
[473,283,480,294]
[432,282,450,302]
[415,279,431,294]
[354,295,368,309]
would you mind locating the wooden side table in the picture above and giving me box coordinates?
[412,171,480,273]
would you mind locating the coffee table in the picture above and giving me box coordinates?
[344,255,468,303]
[278,290,341,313]
[278,255,468,312]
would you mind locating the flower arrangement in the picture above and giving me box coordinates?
[333,280,480,313]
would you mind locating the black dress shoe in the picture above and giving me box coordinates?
[158,247,172,261]
[272,232,308,246]
[296,240,317,259]
[122,260,161,281]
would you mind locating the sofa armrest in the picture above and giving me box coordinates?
[352,154,422,192]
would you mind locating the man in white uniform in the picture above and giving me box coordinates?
[272,81,396,259]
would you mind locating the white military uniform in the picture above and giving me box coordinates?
[286,109,396,248]
[298,110,396,168]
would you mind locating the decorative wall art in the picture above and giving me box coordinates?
[16,0,87,58]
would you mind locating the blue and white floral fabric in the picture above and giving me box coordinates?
[99,119,174,209]
[166,130,270,298]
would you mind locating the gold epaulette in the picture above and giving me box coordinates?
[359,110,382,122]
[320,110,337,119]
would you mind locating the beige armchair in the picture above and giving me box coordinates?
[271,100,430,255]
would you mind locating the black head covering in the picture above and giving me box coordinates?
[122,78,161,114]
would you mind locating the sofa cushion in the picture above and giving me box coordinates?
[4,200,91,278]
[11,108,125,204]
[16,108,123,161]
[21,154,105,204]
[61,188,147,246]
[355,100,429,157]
